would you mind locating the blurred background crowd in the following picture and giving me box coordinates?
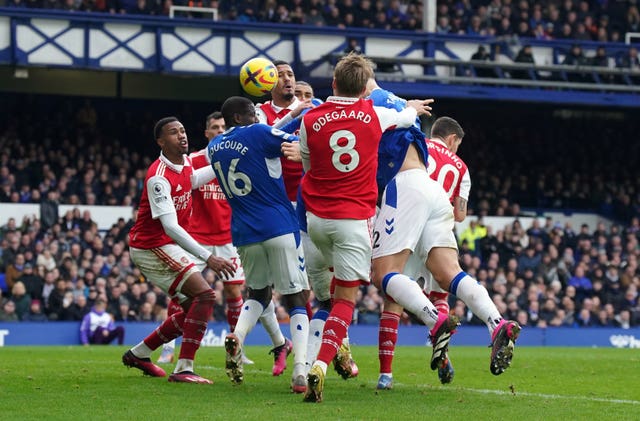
[0,94,638,329]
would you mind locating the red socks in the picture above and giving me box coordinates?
[427,291,450,315]
[143,308,186,350]
[378,311,400,373]
[226,295,243,332]
[179,289,215,360]
[316,298,354,365]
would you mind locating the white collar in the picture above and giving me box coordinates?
[270,97,301,113]
[326,96,360,104]
[159,152,190,173]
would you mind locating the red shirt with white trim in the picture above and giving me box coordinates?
[426,137,471,203]
[257,99,303,202]
[188,149,232,245]
[129,154,194,249]
[299,96,417,220]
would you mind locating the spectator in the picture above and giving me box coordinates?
[10,281,31,320]
[512,44,536,80]
[562,44,590,82]
[470,45,495,78]
[22,299,49,322]
[0,300,19,322]
[79,298,125,345]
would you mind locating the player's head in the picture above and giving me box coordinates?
[271,60,296,104]
[332,53,374,98]
[294,81,314,101]
[205,111,226,140]
[221,96,258,128]
[431,116,465,153]
[154,116,188,158]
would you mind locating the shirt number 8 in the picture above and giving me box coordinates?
[330,129,360,173]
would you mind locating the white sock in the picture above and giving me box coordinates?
[259,300,285,347]
[131,341,153,359]
[289,310,309,367]
[234,299,264,344]
[174,358,193,373]
[450,272,502,333]
[306,318,326,367]
[383,273,439,328]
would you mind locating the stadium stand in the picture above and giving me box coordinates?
[0,93,637,328]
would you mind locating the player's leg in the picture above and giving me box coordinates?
[124,246,197,379]
[168,271,216,384]
[215,243,254,364]
[377,298,402,390]
[269,232,311,392]
[427,287,454,384]
[426,247,520,375]
[304,216,367,403]
[158,298,182,363]
[372,173,459,371]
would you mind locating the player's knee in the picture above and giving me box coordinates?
[281,291,307,310]
[195,288,216,304]
[223,283,242,299]
[247,286,272,308]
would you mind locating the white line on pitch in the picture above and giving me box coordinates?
[452,386,640,405]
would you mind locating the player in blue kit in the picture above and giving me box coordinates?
[208,96,311,393]
[368,80,520,390]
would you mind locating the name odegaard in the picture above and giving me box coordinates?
[312,110,372,132]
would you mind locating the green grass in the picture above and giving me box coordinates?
[1,346,638,420]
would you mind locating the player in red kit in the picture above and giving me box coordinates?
[158,111,254,365]
[299,53,434,403]
[256,60,314,205]
[122,117,235,384]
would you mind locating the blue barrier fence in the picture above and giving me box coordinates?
[1,8,639,106]
[1,322,638,348]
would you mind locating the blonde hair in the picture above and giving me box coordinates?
[333,53,374,97]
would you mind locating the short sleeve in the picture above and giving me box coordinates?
[146,175,175,219]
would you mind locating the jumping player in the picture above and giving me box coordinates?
[299,53,435,403]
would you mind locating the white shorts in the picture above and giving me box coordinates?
[195,243,245,285]
[307,212,373,284]
[130,244,202,300]
[372,169,458,264]
[301,230,332,302]
[238,232,309,295]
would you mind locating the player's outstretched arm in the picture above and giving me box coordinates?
[191,164,216,189]
[406,98,435,117]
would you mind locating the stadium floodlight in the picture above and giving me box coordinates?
[169,5,218,20]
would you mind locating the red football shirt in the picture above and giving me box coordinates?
[300,96,417,220]
[188,149,232,246]
[129,155,194,249]
[258,100,303,202]
[426,137,471,203]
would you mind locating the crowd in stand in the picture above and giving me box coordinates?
[3,0,639,43]
[0,95,638,329]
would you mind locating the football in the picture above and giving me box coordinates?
[239,57,278,97]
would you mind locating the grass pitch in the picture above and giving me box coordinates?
[1,345,638,420]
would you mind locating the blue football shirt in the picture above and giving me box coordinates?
[207,124,300,246]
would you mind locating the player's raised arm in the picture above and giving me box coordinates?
[374,98,434,132]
